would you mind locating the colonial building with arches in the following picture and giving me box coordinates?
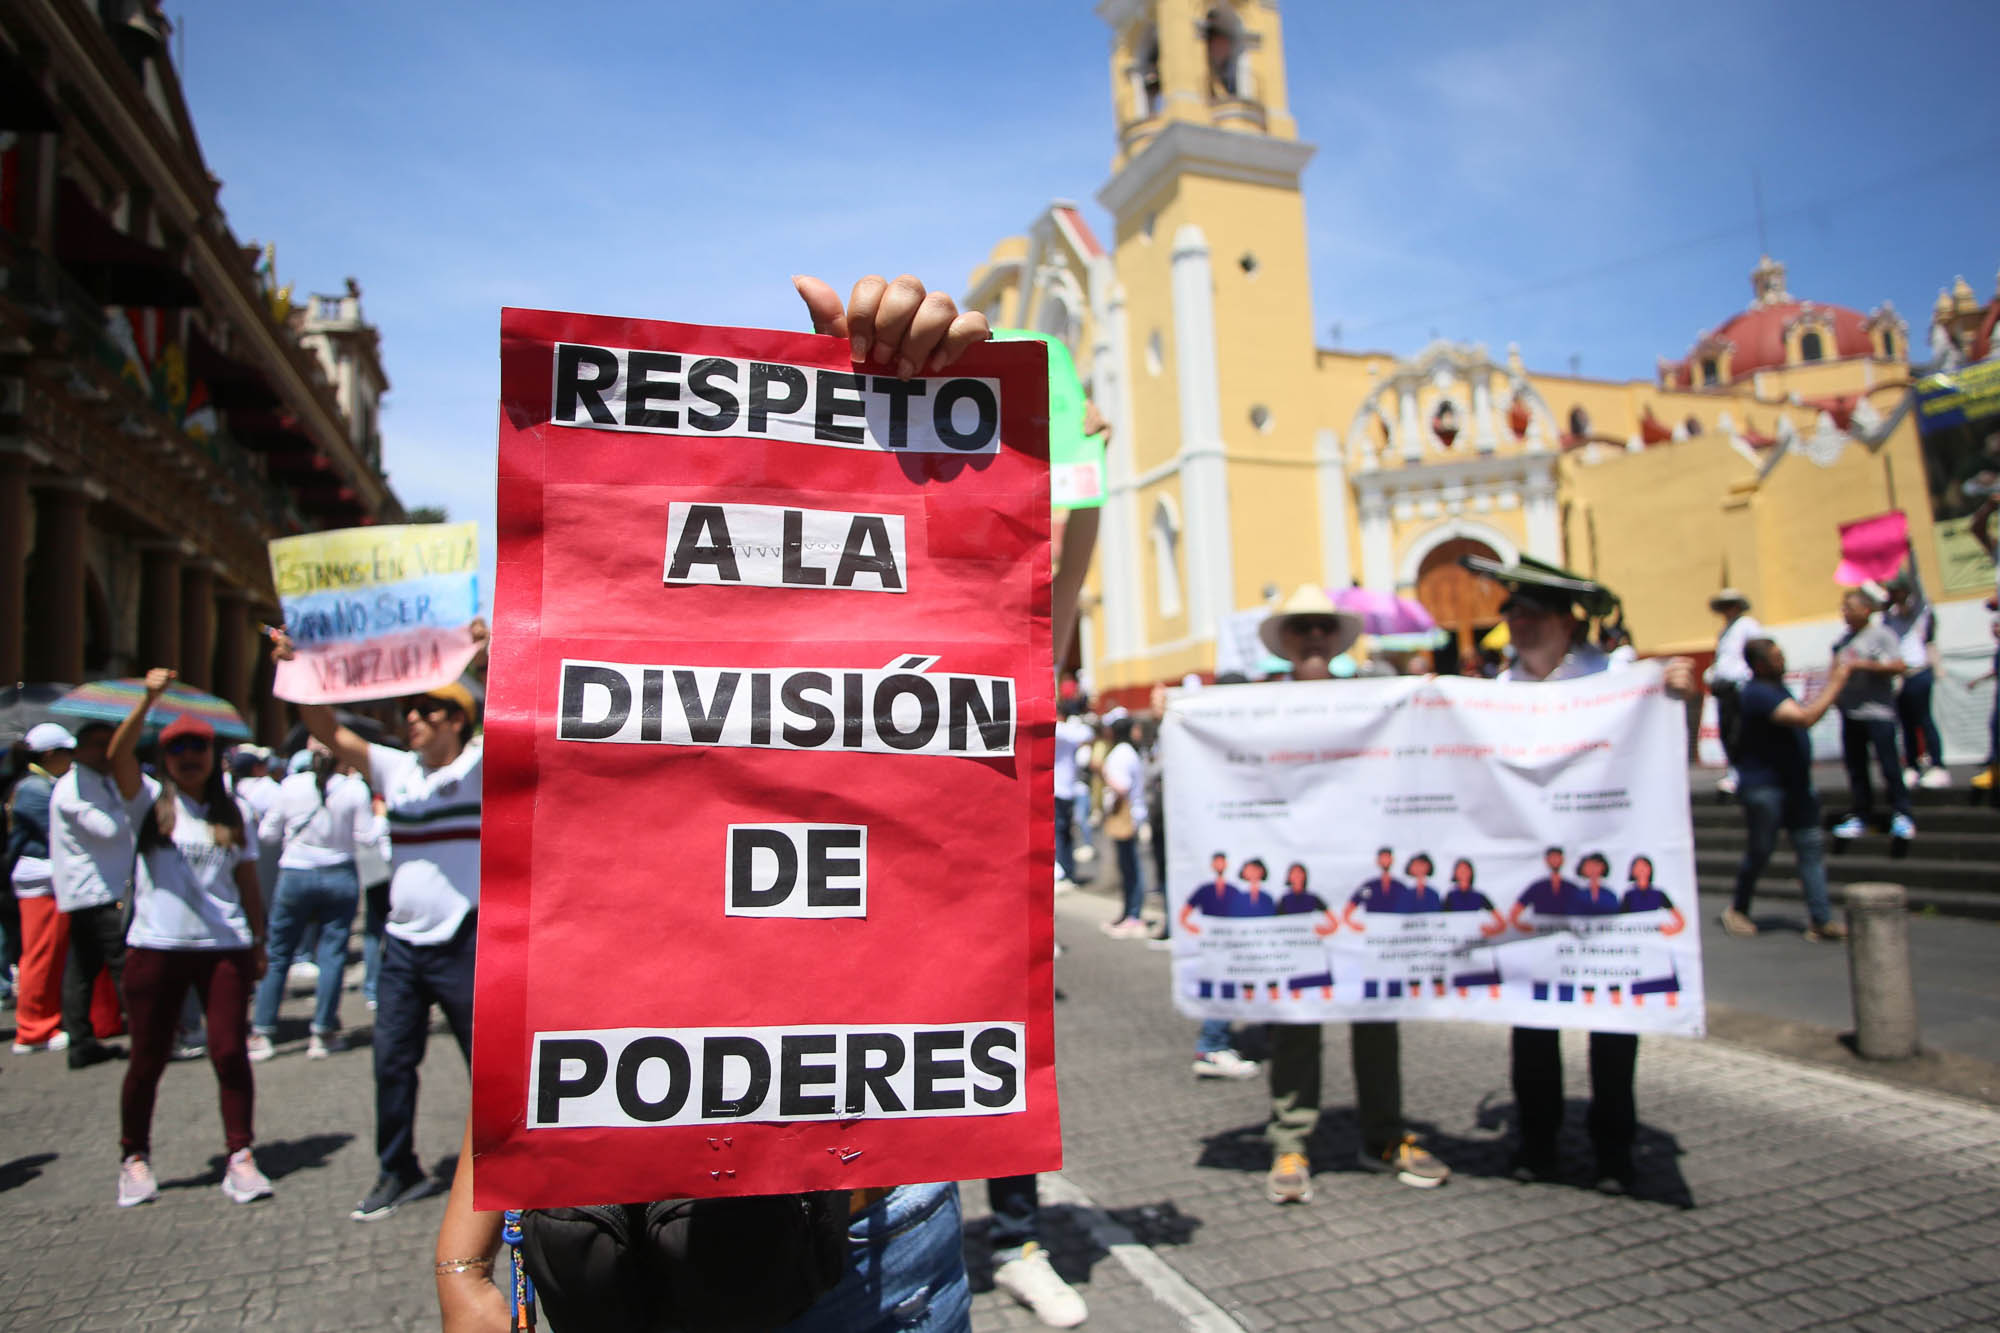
[966,0,1985,740]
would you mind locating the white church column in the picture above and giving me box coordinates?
[1471,371,1498,453]
[1524,468,1561,562]
[1358,488,1393,591]
[1315,428,1352,588]
[1096,276,1142,663]
[1397,382,1423,462]
[1170,224,1235,642]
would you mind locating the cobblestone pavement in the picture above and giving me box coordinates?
[5,896,2000,1330]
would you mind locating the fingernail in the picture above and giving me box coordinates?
[928,351,948,372]
[851,337,868,363]
[896,357,916,379]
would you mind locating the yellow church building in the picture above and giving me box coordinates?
[965,0,1994,756]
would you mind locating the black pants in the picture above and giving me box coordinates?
[1712,681,1743,767]
[1840,716,1911,822]
[62,901,127,1043]
[373,913,476,1178]
[986,1174,1038,1255]
[1511,1028,1638,1168]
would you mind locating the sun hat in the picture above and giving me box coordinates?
[1257,585,1364,659]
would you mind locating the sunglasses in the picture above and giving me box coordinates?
[402,698,460,720]
[163,737,211,756]
[1286,615,1344,635]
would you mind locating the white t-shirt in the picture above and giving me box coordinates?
[234,773,284,826]
[49,764,150,912]
[368,742,482,946]
[1101,741,1148,825]
[1501,644,1612,684]
[1053,718,1094,800]
[260,770,385,871]
[127,778,259,951]
[1707,615,1762,688]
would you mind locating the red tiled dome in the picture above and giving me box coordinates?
[1703,301,1874,379]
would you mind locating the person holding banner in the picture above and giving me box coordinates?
[271,623,489,1223]
[1466,554,1695,1193]
[1704,590,1759,796]
[1256,586,1452,1204]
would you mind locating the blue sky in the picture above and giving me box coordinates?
[178,1,2000,596]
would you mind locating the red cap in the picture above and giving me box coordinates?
[158,713,215,743]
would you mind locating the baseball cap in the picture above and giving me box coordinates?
[24,722,77,753]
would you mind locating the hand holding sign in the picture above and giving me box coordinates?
[792,273,992,376]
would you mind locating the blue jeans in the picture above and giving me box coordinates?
[1196,1018,1234,1055]
[1053,796,1077,883]
[373,914,476,1177]
[1897,668,1943,771]
[778,1183,970,1333]
[252,863,359,1036]
[1733,784,1832,925]
[1116,837,1143,921]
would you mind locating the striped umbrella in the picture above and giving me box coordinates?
[50,679,252,742]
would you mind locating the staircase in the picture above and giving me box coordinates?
[1691,766,2000,920]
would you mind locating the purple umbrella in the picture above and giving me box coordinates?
[1330,587,1438,636]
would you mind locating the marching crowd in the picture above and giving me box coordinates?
[2,271,1995,1333]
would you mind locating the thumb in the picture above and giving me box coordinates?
[793,275,848,340]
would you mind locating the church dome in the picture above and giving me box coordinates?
[1662,256,1881,389]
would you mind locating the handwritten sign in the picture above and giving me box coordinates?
[268,522,481,704]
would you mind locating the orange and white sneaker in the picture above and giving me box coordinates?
[1266,1152,1313,1204]
[1360,1134,1451,1188]
[117,1155,158,1208]
[220,1148,273,1204]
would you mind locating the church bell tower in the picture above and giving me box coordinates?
[1095,0,1319,675]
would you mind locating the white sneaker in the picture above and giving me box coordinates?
[307,1031,343,1059]
[220,1148,273,1204]
[1831,816,1866,839]
[1902,767,1920,789]
[118,1155,159,1208]
[246,1032,275,1063]
[1890,813,1917,841]
[48,1030,70,1052]
[1715,771,1738,796]
[993,1243,1088,1328]
[1919,766,1953,790]
[1193,1049,1261,1079]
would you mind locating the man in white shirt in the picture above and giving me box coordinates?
[1704,590,1760,796]
[1052,698,1093,890]
[50,719,145,1068]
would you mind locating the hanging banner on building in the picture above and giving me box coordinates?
[1163,665,1703,1037]
[268,522,481,703]
[1915,359,2000,430]
[475,308,1058,1209]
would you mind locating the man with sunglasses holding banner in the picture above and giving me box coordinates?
[271,621,490,1223]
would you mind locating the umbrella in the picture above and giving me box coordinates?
[282,710,396,755]
[50,679,252,742]
[1330,587,1438,636]
[0,682,75,747]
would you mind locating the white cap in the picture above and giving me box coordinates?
[24,723,78,752]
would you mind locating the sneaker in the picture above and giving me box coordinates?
[1359,1134,1451,1188]
[171,1039,207,1062]
[48,1030,70,1053]
[245,1033,275,1063]
[1902,767,1920,789]
[1192,1049,1260,1080]
[117,1155,159,1208]
[1804,919,1849,943]
[1715,772,1738,796]
[221,1148,273,1204]
[1973,767,1996,792]
[1718,907,1758,938]
[11,1036,59,1054]
[1890,813,1916,841]
[1509,1149,1558,1184]
[1098,918,1146,939]
[1266,1152,1313,1204]
[992,1242,1088,1329]
[1919,766,1953,790]
[1830,816,1866,840]
[307,1031,343,1059]
[351,1169,427,1222]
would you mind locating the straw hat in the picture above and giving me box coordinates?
[1258,585,1363,660]
[1708,588,1750,612]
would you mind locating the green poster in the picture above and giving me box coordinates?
[993,328,1106,510]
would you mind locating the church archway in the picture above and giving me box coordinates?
[1415,537,1506,673]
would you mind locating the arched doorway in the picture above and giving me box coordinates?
[1416,538,1506,674]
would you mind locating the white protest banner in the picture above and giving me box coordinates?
[1163,663,1703,1036]
[268,522,482,703]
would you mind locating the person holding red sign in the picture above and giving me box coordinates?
[432,273,998,1333]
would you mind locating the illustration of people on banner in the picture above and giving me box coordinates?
[1162,661,1704,1037]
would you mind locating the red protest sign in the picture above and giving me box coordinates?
[474,308,1058,1209]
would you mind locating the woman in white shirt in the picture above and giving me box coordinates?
[108,669,272,1209]
[247,741,384,1061]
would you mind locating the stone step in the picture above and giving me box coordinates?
[1695,827,2000,864]
[1693,878,2000,921]
[1693,847,1996,896]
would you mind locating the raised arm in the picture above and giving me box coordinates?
[267,631,374,773]
[109,668,174,801]
[434,1115,509,1333]
[1771,661,1850,729]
